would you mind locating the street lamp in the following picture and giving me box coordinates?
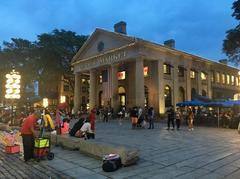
[60,95,66,103]
[43,98,48,108]
[5,69,21,125]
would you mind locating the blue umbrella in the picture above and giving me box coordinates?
[176,100,206,107]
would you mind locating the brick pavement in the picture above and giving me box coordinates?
[2,120,240,178]
[0,144,71,179]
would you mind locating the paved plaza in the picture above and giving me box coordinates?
[1,120,240,178]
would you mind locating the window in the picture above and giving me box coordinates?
[144,66,149,77]
[236,77,239,86]
[201,72,207,80]
[163,64,171,74]
[99,75,102,83]
[81,79,86,83]
[178,67,184,77]
[82,96,86,104]
[216,72,220,83]
[63,85,69,92]
[231,75,235,85]
[222,74,226,84]
[226,75,230,84]
[190,70,196,79]
[82,87,86,93]
[118,71,126,80]
[211,71,214,82]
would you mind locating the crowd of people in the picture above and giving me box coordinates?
[1,104,240,163]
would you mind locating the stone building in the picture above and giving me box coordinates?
[72,21,240,114]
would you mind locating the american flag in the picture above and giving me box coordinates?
[102,68,112,101]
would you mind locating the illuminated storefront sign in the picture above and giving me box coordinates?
[118,71,126,80]
[144,66,148,77]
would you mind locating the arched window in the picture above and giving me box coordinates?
[191,88,197,100]
[144,86,149,107]
[118,86,126,107]
[178,87,185,102]
[202,90,207,97]
[164,85,172,107]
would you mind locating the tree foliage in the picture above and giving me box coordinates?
[223,0,240,66]
[0,29,88,102]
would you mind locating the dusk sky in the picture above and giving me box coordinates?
[0,0,237,62]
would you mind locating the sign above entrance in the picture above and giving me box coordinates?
[75,51,127,71]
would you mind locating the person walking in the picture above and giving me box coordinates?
[148,107,154,129]
[187,107,194,131]
[175,107,182,130]
[21,111,41,162]
[167,105,175,130]
[89,108,96,132]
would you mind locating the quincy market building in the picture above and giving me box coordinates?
[72,21,240,114]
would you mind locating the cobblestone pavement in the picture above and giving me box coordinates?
[2,120,240,178]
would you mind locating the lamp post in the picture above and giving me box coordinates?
[5,69,21,125]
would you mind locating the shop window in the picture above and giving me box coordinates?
[216,72,220,83]
[118,71,126,80]
[164,85,172,107]
[144,66,149,77]
[163,64,171,75]
[222,74,226,84]
[190,70,196,79]
[178,67,184,77]
[201,72,207,81]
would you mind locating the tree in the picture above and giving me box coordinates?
[0,30,88,103]
[0,38,40,103]
[36,29,88,96]
[223,0,240,66]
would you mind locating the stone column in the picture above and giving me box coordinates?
[89,69,97,110]
[207,72,212,98]
[73,73,81,113]
[197,70,202,95]
[158,60,165,114]
[135,58,145,108]
[111,64,119,111]
[186,68,191,100]
[173,64,179,109]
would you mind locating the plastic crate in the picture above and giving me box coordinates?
[34,138,49,148]
[34,147,49,158]
[5,145,20,154]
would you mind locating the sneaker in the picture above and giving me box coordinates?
[188,129,191,131]
[191,128,194,131]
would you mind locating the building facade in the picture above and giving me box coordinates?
[72,22,240,114]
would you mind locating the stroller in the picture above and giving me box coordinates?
[34,115,54,161]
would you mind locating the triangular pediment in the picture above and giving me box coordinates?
[72,28,135,63]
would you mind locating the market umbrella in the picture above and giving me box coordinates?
[176,100,206,107]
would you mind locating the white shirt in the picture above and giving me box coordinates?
[80,122,92,133]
